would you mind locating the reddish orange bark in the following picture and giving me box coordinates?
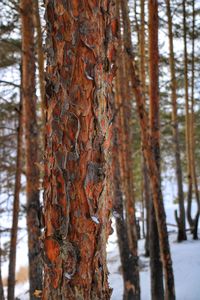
[43,1,117,299]
[148,1,164,298]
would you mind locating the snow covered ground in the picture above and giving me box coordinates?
[108,225,200,300]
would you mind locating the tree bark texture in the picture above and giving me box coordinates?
[120,0,175,299]
[7,77,23,300]
[42,1,117,299]
[20,0,42,298]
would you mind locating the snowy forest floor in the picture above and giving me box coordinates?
[108,227,200,300]
[2,201,200,300]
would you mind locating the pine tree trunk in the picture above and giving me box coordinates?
[189,0,199,239]
[120,0,175,298]
[116,5,140,297]
[182,0,193,232]
[166,0,187,242]
[148,1,164,297]
[7,71,23,300]
[143,162,150,257]
[114,45,140,300]
[0,254,4,300]
[149,202,164,300]
[139,0,150,258]
[33,0,45,126]
[20,0,42,298]
[112,100,139,300]
[42,2,116,299]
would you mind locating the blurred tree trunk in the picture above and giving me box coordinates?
[166,0,187,242]
[182,0,198,239]
[120,0,175,298]
[139,0,150,257]
[42,2,116,299]
[20,0,42,298]
[33,0,45,126]
[148,1,164,298]
[115,3,140,297]
[0,254,4,300]
[113,78,139,299]
[190,0,199,239]
[7,68,23,300]
[114,12,140,295]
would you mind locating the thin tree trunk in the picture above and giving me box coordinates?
[0,249,4,300]
[190,0,199,239]
[7,68,23,300]
[143,163,150,257]
[33,0,45,126]
[42,2,116,299]
[120,0,175,298]
[166,0,187,242]
[20,0,42,298]
[148,1,164,298]
[112,82,139,300]
[139,0,150,258]
[115,3,140,297]
[182,0,193,234]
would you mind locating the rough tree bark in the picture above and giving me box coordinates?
[20,0,42,298]
[42,1,117,299]
[166,0,187,242]
[120,0,175,299]
[7,71,23,300]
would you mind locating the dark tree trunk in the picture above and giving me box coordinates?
[190,0,200,239]
[7,69,23,300]
[139,0,150,257]
[20,0,42,298]
[112,123,140,300]
[115,2,140,298]
[143,162,150,257]
[166,0,187,242]
[114,46,140,300]
[149,200,164,300]
[42,1,116,299]
[0,253,4,300]
[33,0,45,127]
